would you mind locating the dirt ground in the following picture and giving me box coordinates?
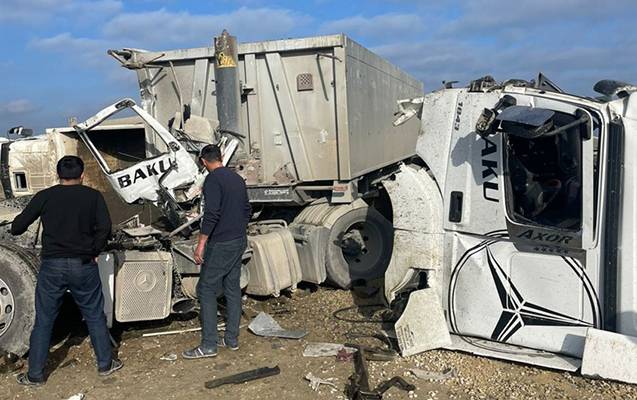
[1,287,636,400]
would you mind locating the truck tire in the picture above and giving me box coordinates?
[0,242,38,357]
[325,206,393,289]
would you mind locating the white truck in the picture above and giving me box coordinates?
[387,76,637,377]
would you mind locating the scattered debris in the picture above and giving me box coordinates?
[336,348,355,362]
[66,394,85,400]
[142,327,201,338]
[408,367,456,381]
[303,342,357,358]
[60,358,80,369]
[0,353,23,374]
[248,312,307,339]
[159,352,178,361]
[304,372,337,391]
[205,365,281,389]
[141,321,230,338]
[346,344,415,399]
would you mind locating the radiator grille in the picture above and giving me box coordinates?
[115,255,172,322]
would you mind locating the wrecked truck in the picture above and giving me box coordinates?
[0,31,422,357]
[387,76,637,379]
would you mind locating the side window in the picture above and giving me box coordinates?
[504,111,583,230]
[13,172,28,191]
[84,128,147,173]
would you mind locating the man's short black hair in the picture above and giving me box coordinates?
[57,156,84,179]
[200,144,222,163]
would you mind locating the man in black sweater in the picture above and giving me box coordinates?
[11,156,122,385]
[183,144,251,359]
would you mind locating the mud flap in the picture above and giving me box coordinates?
[382,164,444,304]
[395,288,451,357]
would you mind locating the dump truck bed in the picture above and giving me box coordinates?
[121,34,423,186]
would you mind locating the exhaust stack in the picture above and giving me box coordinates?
[214,30,242,139]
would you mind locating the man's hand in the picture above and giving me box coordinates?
[194,242,206,265]
[194,233,209,265]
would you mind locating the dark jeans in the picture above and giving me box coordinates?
[28,258,112,381]
[197,236,246,350]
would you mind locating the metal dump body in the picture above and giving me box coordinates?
[121,34,422,186]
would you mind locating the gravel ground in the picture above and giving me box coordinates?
[1,287,635,400]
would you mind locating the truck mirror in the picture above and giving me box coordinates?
[496,106,555,139]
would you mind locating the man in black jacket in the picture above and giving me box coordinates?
[183,144,251,359]
[11,156,122,385]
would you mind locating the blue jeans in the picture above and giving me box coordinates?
[28,258,112,381]
[197,236,246,350]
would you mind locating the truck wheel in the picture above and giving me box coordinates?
[325,206,393,288]
[0,243,38,357]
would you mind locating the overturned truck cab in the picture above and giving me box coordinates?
[386,77,637,379]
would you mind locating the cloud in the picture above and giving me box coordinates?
[441,0,635,38]
[320,13,424,39]
[373,36,637,96]
[29,33,109,65]
[102,7,310,48]
[0,99,37,116]
[0,0,122,23]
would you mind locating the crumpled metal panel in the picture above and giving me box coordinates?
[383,164,444,304]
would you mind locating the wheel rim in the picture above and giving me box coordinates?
[339,221,385,276]
[0,277,15,336]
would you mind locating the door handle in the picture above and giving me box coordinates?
[449,191,463,223]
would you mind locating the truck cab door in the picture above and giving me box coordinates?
[74,99,201,205]
[444,92,602,358]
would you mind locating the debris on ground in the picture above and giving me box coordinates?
[3,288,637,399]
[248,312,307,339]
[204,365,281,389]
[66,394,85,400]
[304,372,337,391]
[408,367,456,381]
[159,352,178,361]
[142,327,202,338]
[336,348,355,362]
[302,342,357,357]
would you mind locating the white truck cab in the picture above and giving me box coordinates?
[387,78,637,370]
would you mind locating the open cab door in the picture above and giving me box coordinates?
[73,99,201,205]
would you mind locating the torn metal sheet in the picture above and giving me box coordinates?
[248,312,307,339]
[445,335,581,372]
[303,342,357,357]
[581,328,637,384]
[395,288,451,357]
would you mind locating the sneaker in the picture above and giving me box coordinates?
[16,373,45,386]
[182,346,218,359]
[98,359,124,376]
[218,337,239,351]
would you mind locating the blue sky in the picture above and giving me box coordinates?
[0,0,635,133]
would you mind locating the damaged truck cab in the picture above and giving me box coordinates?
[388,77,637,371]
[0,31,423,357]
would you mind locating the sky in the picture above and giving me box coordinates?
[0,0,635,133]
